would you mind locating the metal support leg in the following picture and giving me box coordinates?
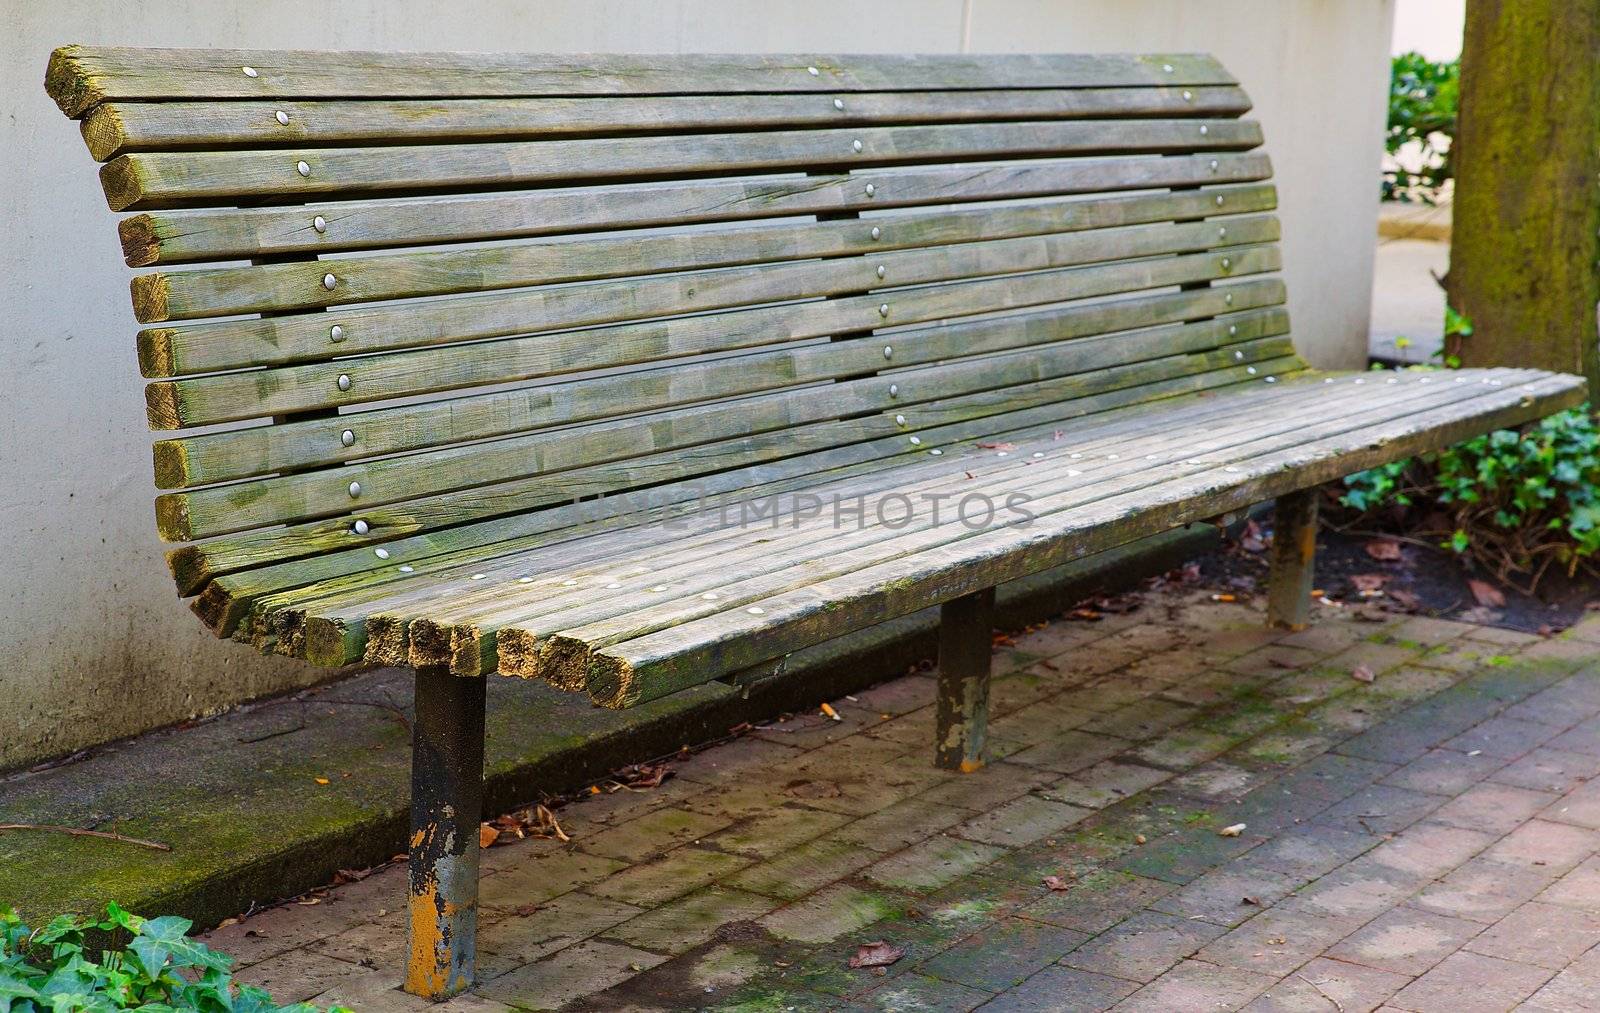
[405,666,486,999]
[1267,489,1319,631]
[935,587,996,772]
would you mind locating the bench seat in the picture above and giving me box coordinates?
[47,44,1582,999]
[278,366,1578,708]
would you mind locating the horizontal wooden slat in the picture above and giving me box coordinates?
[100,118,1262,211]
[157,277,1286,489]
[118,152,1272,266]
[48,47,1235,118]
[158,308,1291,540]
[83,85,1253,161]
[137,183,1278,323]
[581,371,1584,706]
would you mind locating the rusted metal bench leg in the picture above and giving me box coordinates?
[1267,489,1319,631]
[405,665,486,1000]
[935,586,996,772]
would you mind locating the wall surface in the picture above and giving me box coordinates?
[0,0,1394,770]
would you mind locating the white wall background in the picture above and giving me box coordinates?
[0,0,1395,770]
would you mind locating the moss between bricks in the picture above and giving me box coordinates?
[0,523,1226,930]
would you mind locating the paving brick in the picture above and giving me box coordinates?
[1195,905,1361,977]
[1429,782,1559,836]
[1537,856,1600,913]
[757,883,898,944]
[1163,761,1267,800]
[1550,715,1600,758]
[1313,784,1448,836]
[917,762,1056,811]
[1378,747,1505,796]
[1462,900,1600,968]
[976,965,1138,1012]
[603,886,776,955]
[863,836,1007,894]
[1388,951,1553,1013]
[1061,759,1176,799]
[1289,863,1417,922]
[918,916,1088,992]
[1114,959,1277,1012]
[1273,752,1396,802]
[1325,906,1482,975]
[858,972,992,1012]
[1491,746,1600,794]
[310,910,406,967]
[1006,730,1133,774]
[1364,821,1495,880]
[234,949,369,1005]
[1148,863,1298,927]
[988,699,1099,744]
[954,795,1090,847]
[1442,714,1559,759]
[304,967,436,1012]
[480,849,629,914]
[724,837,880,900]
[1078,699,1195,741]
[707,806,854,859]
[1484,818,1600,872]
[1129,727,1241,769]
[476,939,668,1010]
[1521,965,1600,1013]
[1407,856,1557,923]
[1018,870,1177,935]
[1059,910,1226,982]
[578,806,733,863]
[1243,956,1410,1013]
[672,736,808,785]
[478,891,645,975]
[1505,675,1600,728]
[824,797,972,854]
[586,846,751,907]
[1114,822,1265,885]
[1245,825,1378,879]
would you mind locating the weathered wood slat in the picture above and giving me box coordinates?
[146,241,1280,430]
[193,352,1306,638]
[281,359,1309,668]
[138,184,1277,323]
[582,371,1584,706]
[117,155,1272,266]
[158,278,1285,489]
[158,307,1291,540]
[83,86,1252,161]
[48,47,1235,118]
[102,118,1262,211]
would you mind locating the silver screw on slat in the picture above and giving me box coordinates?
[1220,257,1232,269]
[909,436,922,446]
[340,429,355,446]
[876,265,886,278]
[352,519,369,534]
[337,373,350,391]
[322,273,337,290]
[1225,293,1234,305]
[374,548,390,559]
[1218,226,1228,238]
[895,414,906,426]
[889,383,899,397]
[329,324,344,342]
[834,98,845,110]
[1215,195,1225,206]
[1228,325,1237,335]
[1199,125,1209,136]
[296,160,311,177]
[852,139,863,153]
[870,227,882,240]
[242,66,258,77]
[1162,63,1174,72]
[1183,90,1193,101]
[878,303,890,317]
[1209,159,1219,172]
[865,183,876,197]
[883,345,893,359]
[348,481,361,498]
[275,110,290,126]
[313,215,327,233]
[808,66,820,76]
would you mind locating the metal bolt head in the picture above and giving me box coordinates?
[313,215,327,233]
[1199,124,1209,136]
[337,373,351,391]
[352,519,369,534]
[894,414,906,426]
[242,65,259,77]
[876,265,886,279]
[374,547,390,559]
[889,383,899,397]
[807,65,819,76]
[852,139,863,153]
[347,481,362,498]
[296,160,311,177]
[833,98,844,110]
[322,273,337,290]
[1221,257,1232,269]
[1215,195,1225,206]
[329,324,345,342]
[1218,226,1228,238]
[1162,63,1174,73]
[864,182,876,197]
[878,303,889,317]
[870,226,881,240]
[275,110,290,126]
[882,345,893,359]
[1224,292,1234,305]
[1209,159,1219,171]
[1183,89,1193,101]
[909,436,922,445]
[340,428,355,446]
[1228,324,1237,335]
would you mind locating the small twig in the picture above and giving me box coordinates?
[0,823,171,851]
[318,697,412,732]
[238,722,306,744]
[1296,972,1345,1012]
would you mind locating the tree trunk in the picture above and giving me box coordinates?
[1448,0,1600,395]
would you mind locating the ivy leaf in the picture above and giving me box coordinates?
[0,965,40,1005]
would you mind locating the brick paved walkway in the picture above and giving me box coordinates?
[207,588,1600,1011]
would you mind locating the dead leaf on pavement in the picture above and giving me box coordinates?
[1351,665,1376,684]
[1467,579,1506,609]
[478,824,500,849]
[481,802,569,848]
[1042,875,1073,891]
[1364,538,1403,561]
[848,941,906,969]
[1388,589,1421,611]
[976,441,1016,451]
[786,780,843,800]
[1350,573,1388,593]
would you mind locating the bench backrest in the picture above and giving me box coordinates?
[47,46,1299,639]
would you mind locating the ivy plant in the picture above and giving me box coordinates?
[0,904,351,1013]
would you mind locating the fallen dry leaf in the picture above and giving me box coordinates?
[786,780,843,800]
[848,941,906,969]
[1218,823,1247,837]
[1388,589,1422,611]
[478,824,500,849]
[1364,538,1403,561]
[976,441,1016,451]
[1043,875,1073,891]
[1241,895,1262,906]
[1351,664,1376,684]
[1134,834,1147,845]
[1350,573,1388,593]
[1467,579,1507,609]
[482,802,570,847]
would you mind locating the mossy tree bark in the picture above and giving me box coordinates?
[1448,0,1600,392]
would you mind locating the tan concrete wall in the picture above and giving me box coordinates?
[0,0,1393,770]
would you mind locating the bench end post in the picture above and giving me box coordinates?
[1267,489,1319,631]
[405,666,486,1000]
[935,586,996,772]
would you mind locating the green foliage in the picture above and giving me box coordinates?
[0,905,350,1013]
[1385,51,1459,203]
[1340,403,1600,592]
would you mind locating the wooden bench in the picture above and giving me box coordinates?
[47,45,1582,998]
